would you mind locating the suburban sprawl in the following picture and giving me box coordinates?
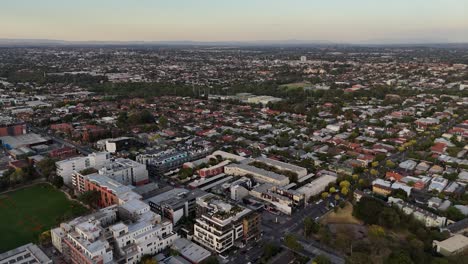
[0,45,467,264]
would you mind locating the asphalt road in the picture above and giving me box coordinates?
[228,197,344,264]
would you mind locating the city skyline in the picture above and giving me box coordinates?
[1,0,468,44]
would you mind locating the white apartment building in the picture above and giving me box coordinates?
[51,198,177,264]
[56,152,111,186]
[97,158,149,186]
[0,243,52,264]
[224,163,289,186]
[193,194,256,254]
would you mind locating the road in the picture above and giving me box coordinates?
[229,197,345,264]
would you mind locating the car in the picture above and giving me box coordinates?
[315,199,323,204]
[329,202,335,208]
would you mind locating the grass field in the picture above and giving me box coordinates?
[279,82,311,90]
[0,184,88,252]
[320,202,362,225]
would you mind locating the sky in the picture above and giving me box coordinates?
[1,0,467,43]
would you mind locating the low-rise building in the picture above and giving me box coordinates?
[171,238,211,264]
[224,162,289,187]
[388,197,447,228]
[97,137,144,153]
[250,183,305,215]
[137,147,211,177]
[372,179,393,197]
[0,243,52,264]
[428,176,449,193]
[296,174,337,201]
[433,234,468,256]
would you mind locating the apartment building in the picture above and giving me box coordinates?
[56,152,111,186]
[193,194,261,253]
[77,173,142,207]
[0,243,52,264]
[98,158,149,186]
[388,197,447,228]
[198,160,230,178]
[250,183,305,215]
[254,157,308,179]
[146,188,207,225]
[137,147,211,177]
[51,200,178,264]
[224,163,289,187]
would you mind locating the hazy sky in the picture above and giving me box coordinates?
[1,0,467,43]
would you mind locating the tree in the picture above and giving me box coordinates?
[368,225,385,238]
[201,256,219,264]
[353,197,385,225]
[284,234,303,251]
[9,168,25,184]
[117,112,128,127]
[178,167,193,180]
[136,109,154,124]
[384,250,413,264]
[139,255,158,264]
[262,243,280,262]
[385,160,396,168]
[321,192,329,199]
[335,194,340,202]
[78,190,100,207]
[408,237,425,263]
[339,180,351,189]
[36,158,56,179]
[446,206,465,221]
[341,187,349,196]
[38,230,51,246]
[313,255,331,264]
[378,207,400,229]
[329,187,336,193]
[370,169,379,176]
[318,225,332,245]
[304,217,320,236]
[158,116,168,128]
[392,189,408,200]
[52,176,64,188]
[368,225,387,255]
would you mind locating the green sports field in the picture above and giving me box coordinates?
[0,183,88,252]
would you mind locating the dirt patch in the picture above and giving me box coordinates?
[321,202,363,225]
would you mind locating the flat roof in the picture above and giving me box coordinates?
[255,156,306,173]
[0,243,51,263]
[172,238,211,263]
[0,133,49,148]
[146,188,206,209]
[227,163,288,182]
[87,174,134,196]
[435,234,468,252]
